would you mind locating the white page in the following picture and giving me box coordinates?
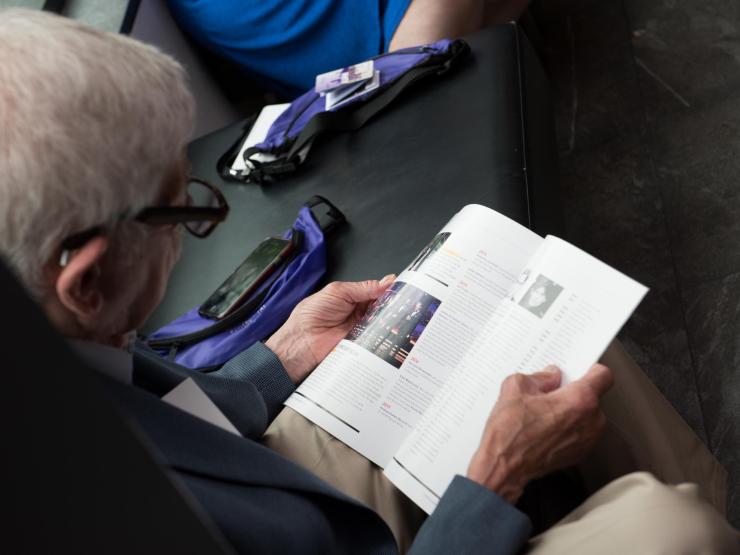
[162,378,240,436]
[230,103,290,172]
[285,205,543,467]
[384,236,648,513]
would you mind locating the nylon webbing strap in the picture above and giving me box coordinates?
[285,64,438,161]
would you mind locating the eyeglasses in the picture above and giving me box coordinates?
[59,176,229,263]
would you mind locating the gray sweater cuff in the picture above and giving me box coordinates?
[219,342,295,421]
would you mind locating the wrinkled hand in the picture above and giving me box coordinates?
[467,364,613,504]
[265,275,395,383]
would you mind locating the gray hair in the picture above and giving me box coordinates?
[0,9,195,298]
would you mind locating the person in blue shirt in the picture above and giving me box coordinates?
[167,0,531,96]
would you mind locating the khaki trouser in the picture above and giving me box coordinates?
[262,340,739,553]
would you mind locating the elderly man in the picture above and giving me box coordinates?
[1,9,737,554]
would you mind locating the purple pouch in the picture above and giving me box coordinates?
[225,39,469,183]
[145,197,344,370]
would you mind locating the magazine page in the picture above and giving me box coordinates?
[284,205,543,467]
[384,236,648,513]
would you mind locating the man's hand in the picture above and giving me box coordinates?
[467,364,613,504]
[265,275,395,384]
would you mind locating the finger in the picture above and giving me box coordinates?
[328,277,395,304]
[379,273,395,286]
[579,364,614,397]
[500,368,560,397]
[527,365,562,393]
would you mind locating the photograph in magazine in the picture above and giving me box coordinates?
[347,281,441,368]
[518,274,564,318]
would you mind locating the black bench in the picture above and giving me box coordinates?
[145,24,562,332]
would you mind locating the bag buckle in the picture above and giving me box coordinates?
[305,195,346,236]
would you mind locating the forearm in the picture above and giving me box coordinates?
[264,328,316,385]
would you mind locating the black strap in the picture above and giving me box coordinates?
[287,68,428,161]
[216,116,258,182]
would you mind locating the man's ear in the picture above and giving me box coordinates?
[56,235,110,322]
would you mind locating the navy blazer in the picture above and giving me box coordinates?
[103,342,531,554]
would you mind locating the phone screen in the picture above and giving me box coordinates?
[199,237,292,319]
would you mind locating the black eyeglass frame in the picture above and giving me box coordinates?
[59,176,229,253]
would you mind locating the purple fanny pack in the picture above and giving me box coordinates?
[145,197,345,370]
[220,38,470,184]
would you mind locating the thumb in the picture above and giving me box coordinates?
[527,365,562,393]
[333,275,395,304]
[580,364,614,397]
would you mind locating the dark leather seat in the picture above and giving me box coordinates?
[146,23,562,332]
[0,258,227,553]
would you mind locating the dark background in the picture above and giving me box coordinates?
[537,0,740,527]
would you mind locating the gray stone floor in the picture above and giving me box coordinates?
[537,0,740,528]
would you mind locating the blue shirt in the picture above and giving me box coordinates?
[168,0,412,97]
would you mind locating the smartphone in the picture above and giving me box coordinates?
[198,237,294,320]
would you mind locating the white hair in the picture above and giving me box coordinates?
[0,8,195,298]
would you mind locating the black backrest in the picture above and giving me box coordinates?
[126,0,266,138]
[0,259,230,554]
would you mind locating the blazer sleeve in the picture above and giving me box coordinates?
[133,341,294,437]
[407,476,532,555]
[214,342,295,423]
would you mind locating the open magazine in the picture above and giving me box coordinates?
[285,204,648,514]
